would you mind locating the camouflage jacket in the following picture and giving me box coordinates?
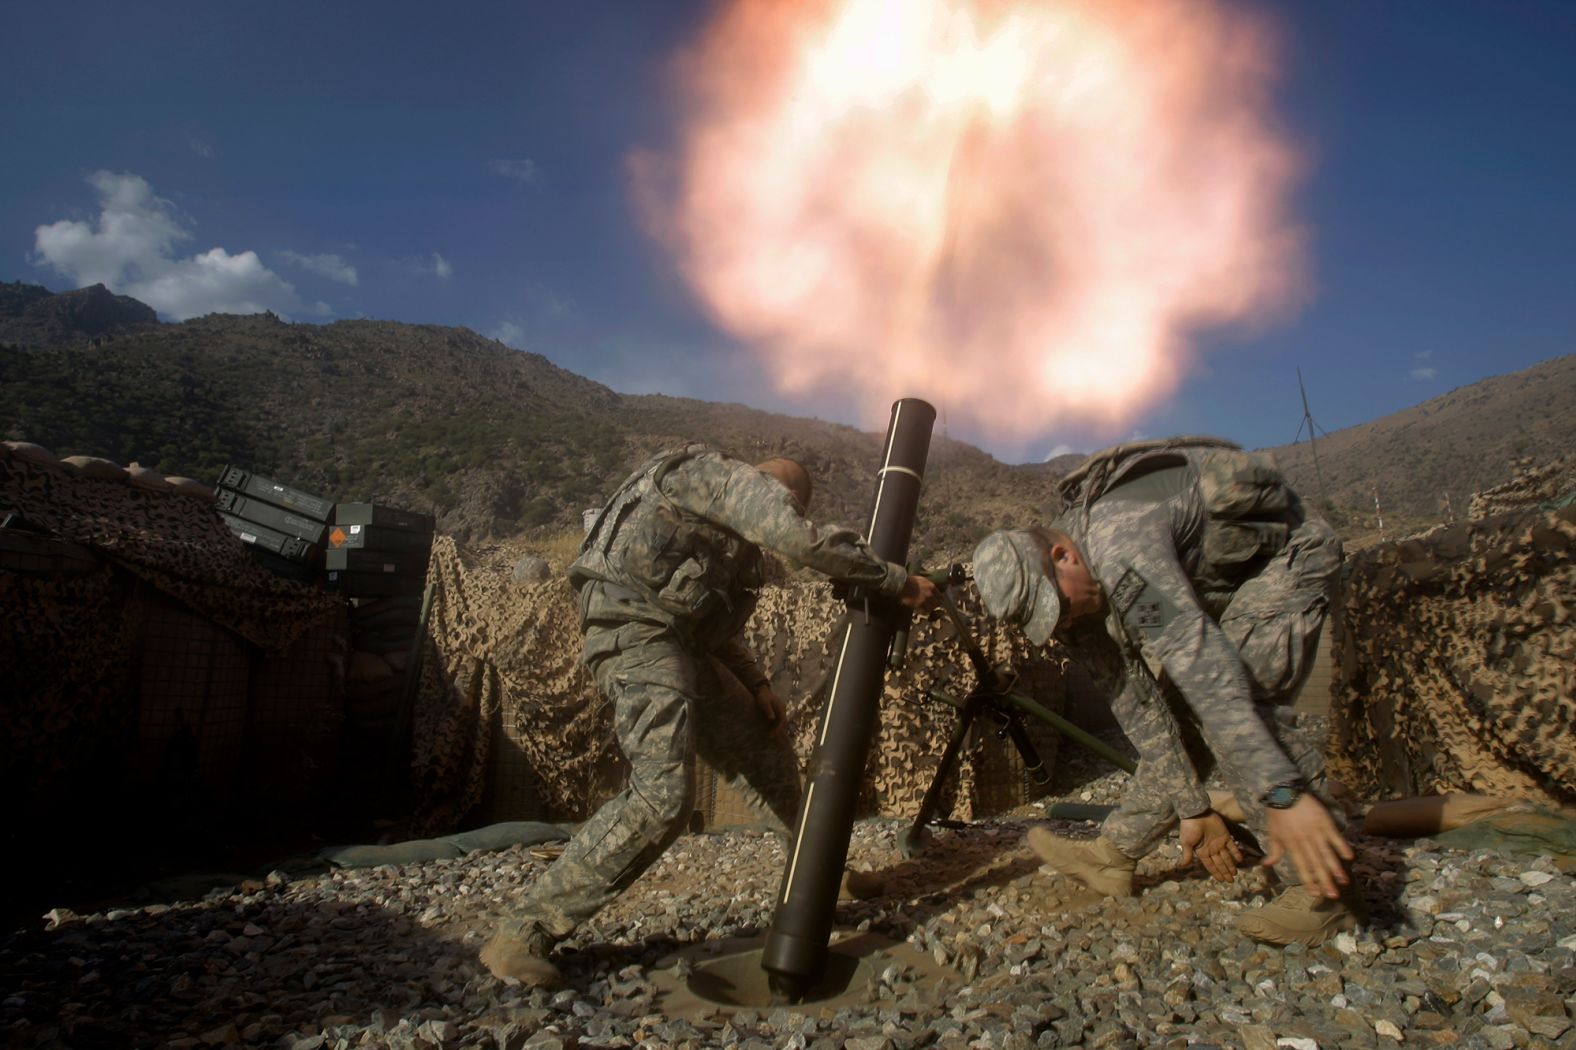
[1066,447,1302,802]
[572,446,907,673]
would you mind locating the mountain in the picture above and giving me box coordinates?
[1263,355,1576,527]
[0,281,158,347]
[0,285,1059,558]
[3,281,1570,554]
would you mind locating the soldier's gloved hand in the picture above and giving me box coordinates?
[1178,811,1243,882]
[753,683,789,743]
[1263,795,1354,898]
[899,574,941,610]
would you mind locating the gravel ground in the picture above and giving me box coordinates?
[3,811,1573,1048]
[4,720,1574,1049]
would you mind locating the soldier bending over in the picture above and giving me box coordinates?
[973,437,1361,947]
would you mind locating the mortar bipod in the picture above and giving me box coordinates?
[897,585,1138,858]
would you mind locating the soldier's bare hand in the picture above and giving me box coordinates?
[899,574,941,610]
[1179,812,1243,882]
[1263,795,1354,898]
[754,683,789,742]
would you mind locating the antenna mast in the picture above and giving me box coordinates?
[1292,367,1330,507]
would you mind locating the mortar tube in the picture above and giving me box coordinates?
[761,397,936,1001]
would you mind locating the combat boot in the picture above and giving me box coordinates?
[479,922,561,988]
[1025,828,1137,897]
[1237,885,1364,947]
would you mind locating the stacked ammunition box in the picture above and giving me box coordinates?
[325,503,435,597]
[329,503,436,727]
[214,467,332,580]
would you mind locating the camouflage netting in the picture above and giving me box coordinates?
[412,538,1072,834]
[411,535,611,834]
[1329,505,1576,808]
[1467,453,1576,519]
[0,449,341,653]
[1,446,345,800]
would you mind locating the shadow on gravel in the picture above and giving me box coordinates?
[1347,834,1411,936]
[0,891,474,1048]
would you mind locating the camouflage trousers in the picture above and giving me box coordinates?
[501,620,801,940]
[1103,517,1344,882]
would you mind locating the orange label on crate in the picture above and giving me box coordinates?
[329,527,348,547]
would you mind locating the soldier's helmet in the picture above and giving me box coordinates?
[972,530,1061,645]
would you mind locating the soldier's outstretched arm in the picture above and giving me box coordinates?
[664,453,908,598]
[1099,513,1304,804]
[1262,795,1354,899]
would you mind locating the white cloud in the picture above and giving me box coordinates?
[189,136,216,159]
[489,158,541,185]
[280,250,359,286]
[432,252,453,279]
[1043,443,1079,460]
[31,170,314,321]
[1412,367,1438,381]
[131,247,305,320]
[489,320,525,347]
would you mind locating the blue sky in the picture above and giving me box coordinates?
[4,1,1572,462]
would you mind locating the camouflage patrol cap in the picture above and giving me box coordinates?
[972,530,1061,645]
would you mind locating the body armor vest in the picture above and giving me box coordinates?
[1062,437,1298,611]
[569,445,765,643]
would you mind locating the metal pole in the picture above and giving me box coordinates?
[761,397,935,1001]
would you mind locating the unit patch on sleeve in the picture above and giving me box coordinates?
[1110,567,1146,615]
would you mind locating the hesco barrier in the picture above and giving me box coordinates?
[412,537,1071,834]
[1329,505,1576,808]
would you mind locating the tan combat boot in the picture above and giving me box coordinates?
[1237,885,1363,947]
[1025,828,1137,897]
[479,923,561,988]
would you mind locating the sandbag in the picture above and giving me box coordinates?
[319,821,572,868]
[441,821,570,853]
[1433,808,1576,863]
[127,462,173,492]
[319,838,465,868]
[165,476,217,502]
[5,442,59,469]
[60,456,129,482]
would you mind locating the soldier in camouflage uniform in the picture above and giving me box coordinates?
[973,437,1361,947]
[480,445,938,986]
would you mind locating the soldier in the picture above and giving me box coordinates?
[973,437,1361,947]
[480,445,939,986]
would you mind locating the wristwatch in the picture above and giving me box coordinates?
[1261,781,1307,810]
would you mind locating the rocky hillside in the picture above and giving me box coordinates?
[0,285,1059,559]
[3,281,1570,553]
[1264,355,1576,526]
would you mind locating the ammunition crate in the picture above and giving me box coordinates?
[324,548,430,577]
[334,502,435,535]
[326,522,434,553]
[326,568,426,598]
[219,512,318,564]
[245,545,318,582]
[216,466,333,521]
[215,490,329,545]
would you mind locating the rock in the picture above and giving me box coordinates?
[1240,1025,1277,1050]
[512,555,553,583]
